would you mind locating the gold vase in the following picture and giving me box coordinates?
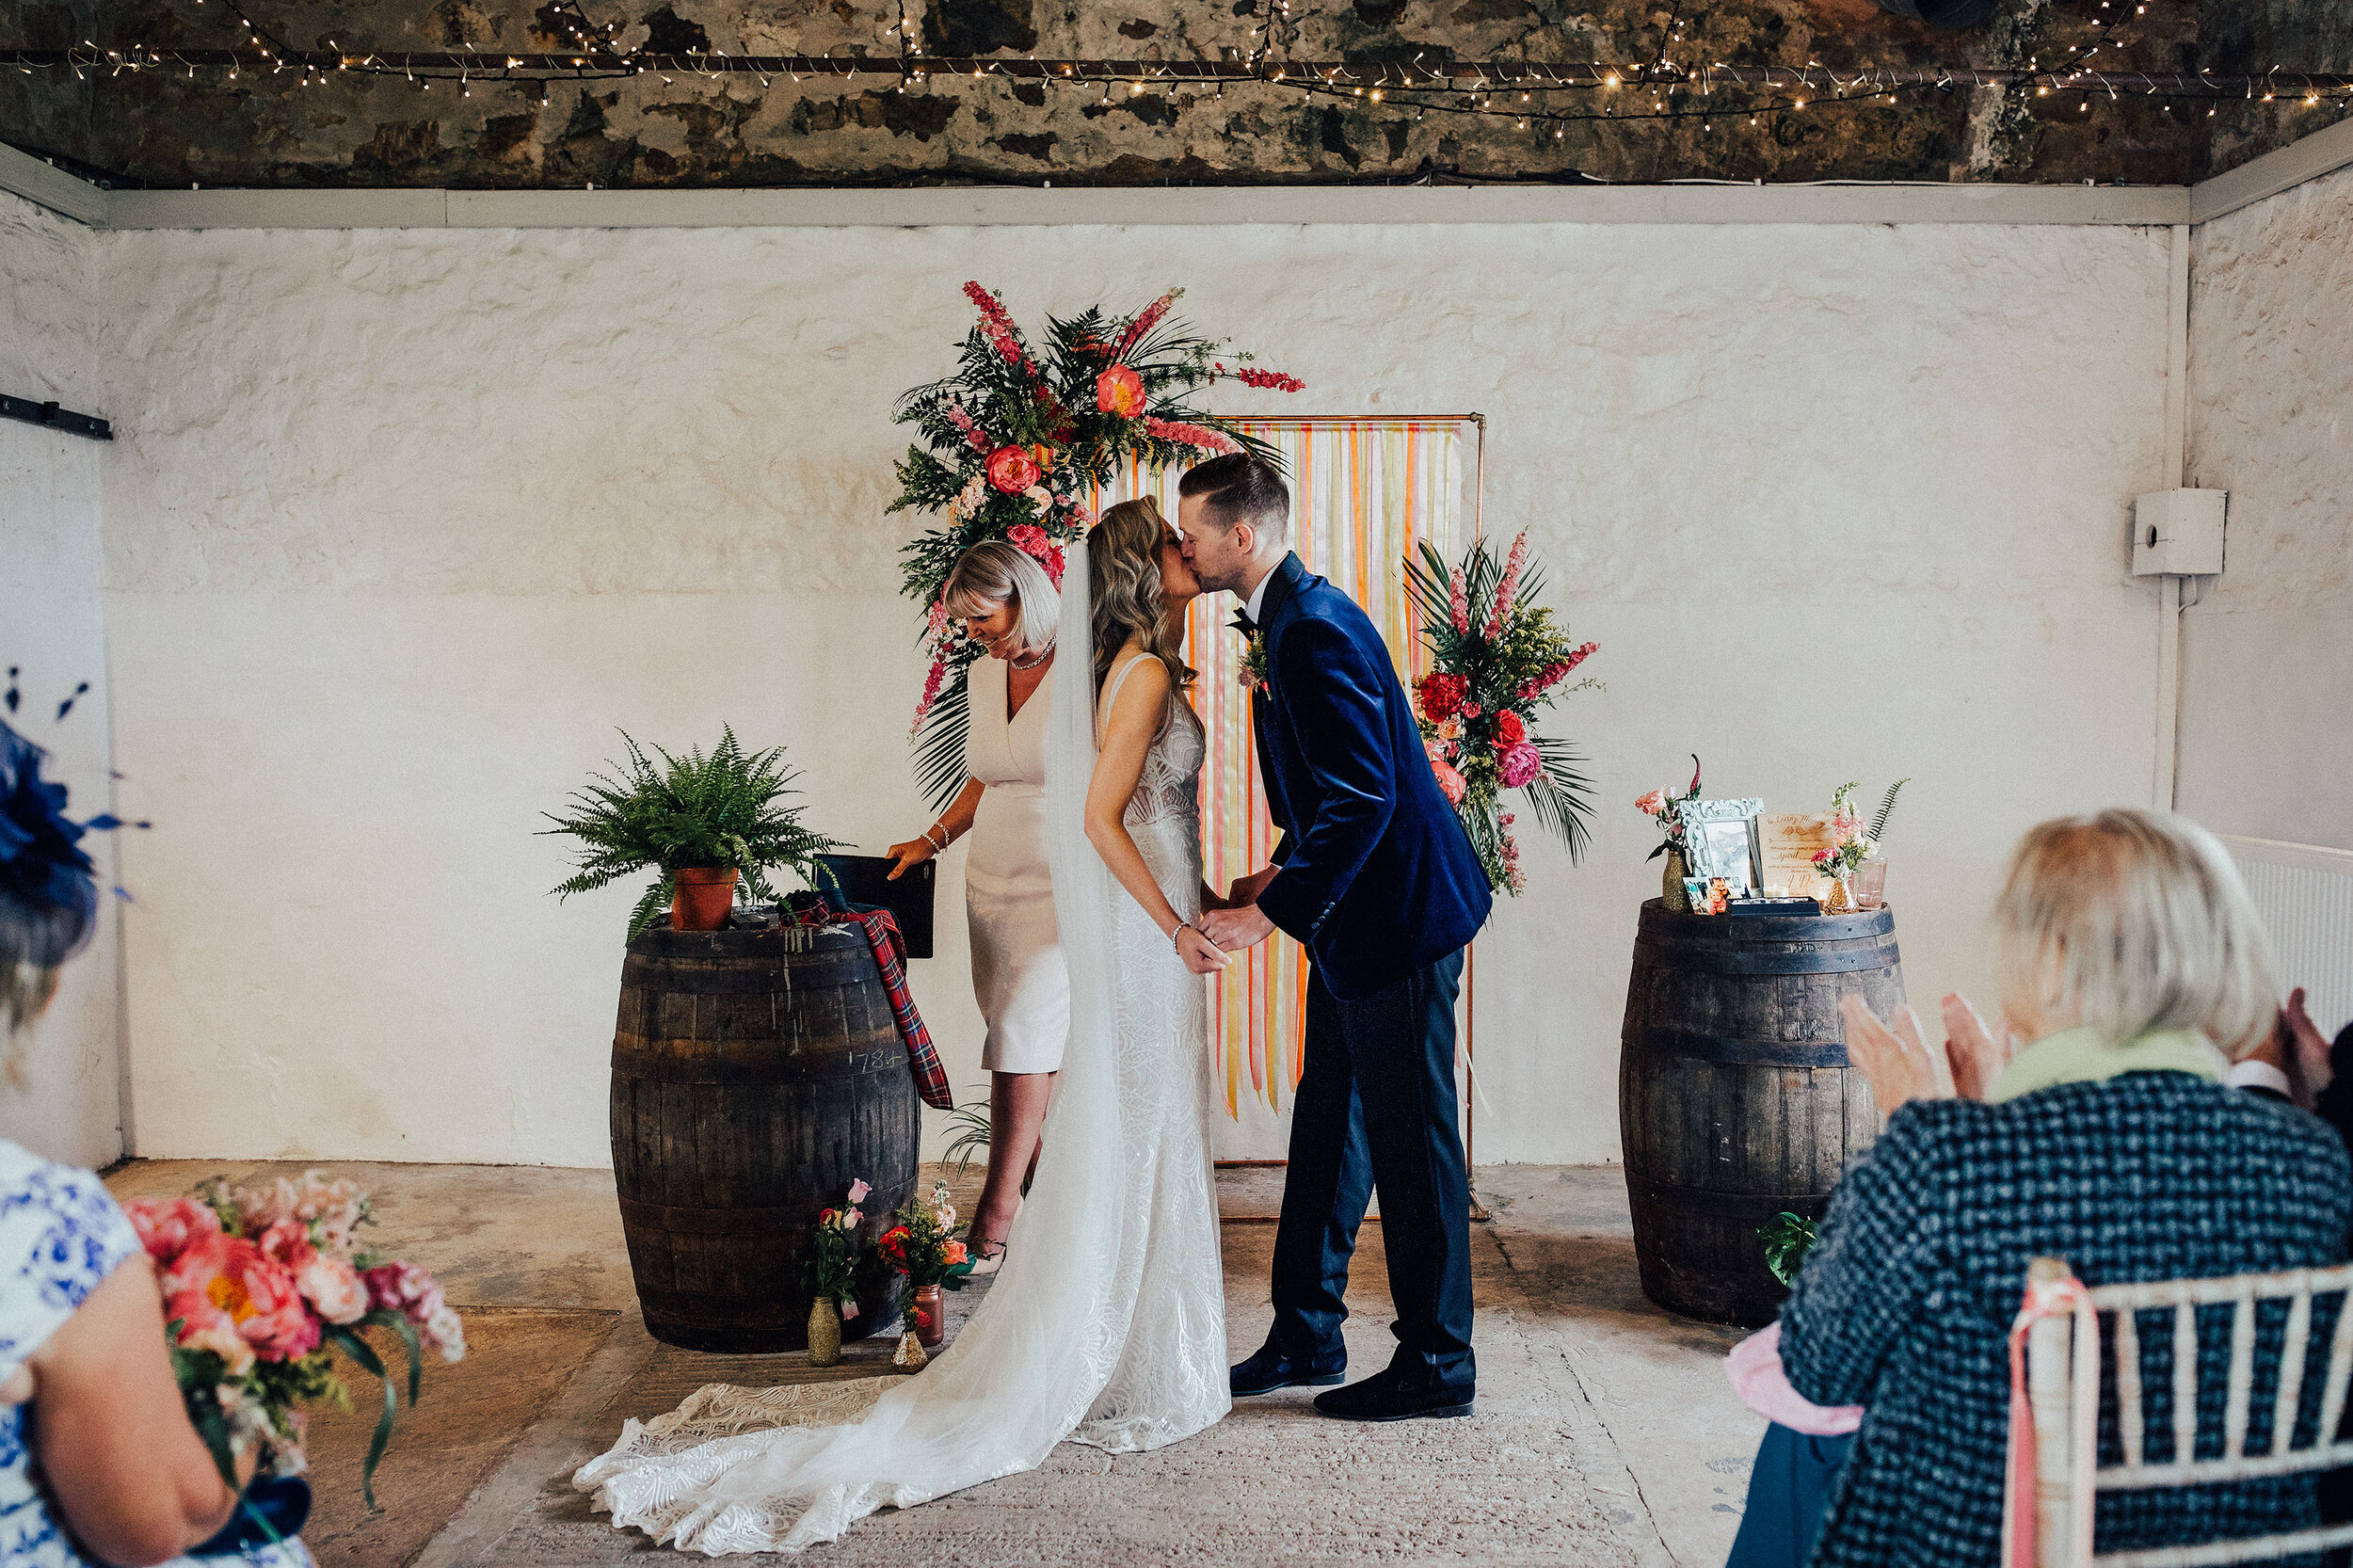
[1661,850,1690,914]
[806,1297,842,1367]
[1823,876,1854,915]
[893,1328,928,1371]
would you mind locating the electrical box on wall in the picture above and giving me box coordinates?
[2133,488,2227,576]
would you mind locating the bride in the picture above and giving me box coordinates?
[574,497,1231,1553]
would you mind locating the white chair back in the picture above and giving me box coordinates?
[2004,1256,2353,1567]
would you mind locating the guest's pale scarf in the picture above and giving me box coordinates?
[1989,1027,2225,1104]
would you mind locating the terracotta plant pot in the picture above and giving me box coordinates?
[912,1283,945,1348]
[806,1297,843,1367]
[670,867,740,932]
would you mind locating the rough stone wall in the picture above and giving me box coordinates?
[0,187,120,1170]
[0,0,2346,189]
[2177,162,2353,850]
[91,217,2168,1165]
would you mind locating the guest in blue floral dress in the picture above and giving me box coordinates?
[0,715,311,1566]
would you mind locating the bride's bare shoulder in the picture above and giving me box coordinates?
[1096,653,1170,732]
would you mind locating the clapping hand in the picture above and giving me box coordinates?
[1841,992,2016,1116]
[2264,986,2337,1109]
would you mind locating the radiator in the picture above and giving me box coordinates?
[2221,835,2353,1042]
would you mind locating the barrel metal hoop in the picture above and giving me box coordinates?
[1628,1182,1840,1219]
[610,1042,908,1084]
[618,954,873,994]
[1631,937,1901,976]
[1623,1025,1851,1069]
[616,1196,808,1235]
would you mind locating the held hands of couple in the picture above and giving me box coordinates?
[1839,992,2015,1116]
[1199,903,1274,956]
[1173,923,1231,975]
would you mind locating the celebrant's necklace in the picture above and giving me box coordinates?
[1010,643,1054,672]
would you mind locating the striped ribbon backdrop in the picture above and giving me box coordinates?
[1097,418,1476,1147]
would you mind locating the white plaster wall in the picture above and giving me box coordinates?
[0,188,122,1171]
[2180,164,2353,852]
[94,219,2172,1167]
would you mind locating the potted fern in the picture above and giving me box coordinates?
[542,728,840,935]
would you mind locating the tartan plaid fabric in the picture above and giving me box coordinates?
[1780,1073,2353,1568]
[792,902,952,1111]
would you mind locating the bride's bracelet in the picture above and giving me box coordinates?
[1171,921,1201,951]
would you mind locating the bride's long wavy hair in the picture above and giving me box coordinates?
[1088,498,1194,699]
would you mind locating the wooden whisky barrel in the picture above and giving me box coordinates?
[611,920,920,1352]
[1619,900,1903,1327]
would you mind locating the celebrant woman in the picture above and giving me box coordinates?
[887,538,1065,1272]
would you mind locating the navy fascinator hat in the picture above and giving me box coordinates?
[0,717,103,978]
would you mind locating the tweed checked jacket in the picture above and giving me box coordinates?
[1781,1071,2353,1568]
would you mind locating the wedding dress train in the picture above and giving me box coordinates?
[573,539,1228,1553]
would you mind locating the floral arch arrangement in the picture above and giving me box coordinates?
[889,282,1302,807]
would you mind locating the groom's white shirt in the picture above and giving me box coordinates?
[1242,563,1277,627]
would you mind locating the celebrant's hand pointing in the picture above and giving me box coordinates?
[1200,904,1274,953]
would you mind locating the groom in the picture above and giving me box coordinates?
[1181,453,1494,1422]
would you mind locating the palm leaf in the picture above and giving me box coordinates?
[913,668,974,815]
[1523,735,1596,863]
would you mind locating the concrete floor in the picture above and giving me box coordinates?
[106,1160,1763,1566]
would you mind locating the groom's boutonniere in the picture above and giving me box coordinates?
[1239,630,1270,696]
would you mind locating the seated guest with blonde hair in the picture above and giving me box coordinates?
[1763,808,2351,1568]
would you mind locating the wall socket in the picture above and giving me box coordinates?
[2132,488,2226,577]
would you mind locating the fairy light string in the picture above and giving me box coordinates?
[10,0,2351,148]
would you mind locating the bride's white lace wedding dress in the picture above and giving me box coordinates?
[574,539,1228,1554]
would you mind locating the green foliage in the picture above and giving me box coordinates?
[541,727,840,939]
[940,1091,993,1181]
[1870,778,1912,843]
[804,1216,864,1304]
[1759,1211,1820,1286]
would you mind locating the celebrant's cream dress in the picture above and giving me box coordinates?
[964,652,1067,1074]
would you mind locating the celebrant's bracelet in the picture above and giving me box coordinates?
[923,824,949,850]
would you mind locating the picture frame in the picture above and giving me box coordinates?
[1677,799,1766,898]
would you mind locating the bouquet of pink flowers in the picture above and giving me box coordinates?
[123,1171,465,1509]
[1403,532,1601,894]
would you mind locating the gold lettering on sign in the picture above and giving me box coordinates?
[1759,813,1838,901]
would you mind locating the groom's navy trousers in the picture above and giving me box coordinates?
[1242,552,1492,1390]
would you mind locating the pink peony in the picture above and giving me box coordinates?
[1006,523,1052,562]
[166,1293,257,1376]
[1431,759,1467,806]
[985,445,1043,495]
[1499,743,1543,791]
[1096,364,1146,418]
[167,1233,320,1362]
[1636,788,1667,817]
[295,1254,368,1326]
[124,1195,222,1264]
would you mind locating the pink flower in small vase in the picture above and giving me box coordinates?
[1635,789,1666,817]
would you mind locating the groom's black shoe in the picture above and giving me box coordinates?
[1312,1366,1475,1422]
[1230,1341,1346,1397]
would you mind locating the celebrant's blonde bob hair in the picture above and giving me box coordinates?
[1993,808,2278,1059]
[942,539,1060,659]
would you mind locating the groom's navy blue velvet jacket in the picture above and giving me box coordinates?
[1247,553,1492,1000]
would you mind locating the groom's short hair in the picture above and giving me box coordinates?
[1178,454,1290,543]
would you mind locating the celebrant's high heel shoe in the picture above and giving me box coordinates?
[966,1238,1007,1278]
